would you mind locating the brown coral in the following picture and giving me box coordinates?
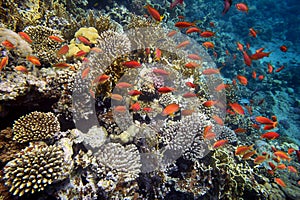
[13,111,60,143]
[3,142,70,197]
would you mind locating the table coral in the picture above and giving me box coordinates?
[13,111,60,143]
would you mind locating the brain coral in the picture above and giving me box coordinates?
[13,111,60,143]
[3,142,70,197]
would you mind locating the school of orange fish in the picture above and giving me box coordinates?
[0,1,297,189]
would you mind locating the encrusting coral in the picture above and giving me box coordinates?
[3,142,70,197]
[13,111,60,143]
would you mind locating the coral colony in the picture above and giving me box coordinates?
[0,0,299,200]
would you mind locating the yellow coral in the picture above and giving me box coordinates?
[66,40,91,58]
[74,27,99,44]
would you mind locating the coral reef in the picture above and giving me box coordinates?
[3,142,71,197]
[13,111,60,143]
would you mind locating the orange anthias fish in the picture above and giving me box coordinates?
[202,68,220,75]
[252,71,257,79]
[213,139,228,149]
[267,63,273,73]
[188,54,202,60]
[167,30,177,37]
[200,31,215,38]
[14,65,28,73]
[81,66,90,79]
[215,83,228,92]
[130,102,141,112]
[234,128,247,134]
[249,28,257,37]
[203,100,217,107]
[228,102,245,115]
[250,51,272,60]
[254,155,268,164]
[145,4,163,22]
[48,35,64,42]
[114,105,127,113]
[93,74,110,84]
[0,56,8,71]
[175,21,195,28]
[77,36,91,45]
[74,50,87,58]
[276,163,286,170]
[162,103,180,116]
[170,0,184,9]
[186,27,201,34]
[115,82,133,88]
[235,3,249,13]
[153,68,169,75]
[128,90,142,96]
[242,150,256,160]
[122,61,141,68]
[157,86,176,93]
[236,75,248,85]
[2,40,15,50]
[287,166,297,173]
[185,62,200,69]
[255,116,275,124]
[236,42,244,51]
[280,45,288,52]
[242,51,252,66]
[57,45,69,56]
[274,178,286,187]
[26,55,41,66]
[202,41,215,49]
[235,144,254,156]
[176,40,190,48]
[260,132,280,140]
[182,92,197,98]
[287,148,295,155]
[274,151,292,162]
[212,115,224,126]
[18,32,33,43]
[275,65,284,73]
[111,93,123,101]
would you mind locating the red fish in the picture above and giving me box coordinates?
[130,102,141,112]
[175,21,195,28]
[212,115,224,125]
[228,102,245,115]
[237,75,248,85]
[275,65,284,73]
[122,61,141,68]
[115,82,133,88]
[176,40,190,48]
[258,75,264,81]
[274,151,292,162]
[48,35,64,42]
[252,71,257,79]
[280,45,288,52]
[222,0,233,15]
[236,3,249,13]
[170,0,184,9]
[255,116,274,124]
[250,51,271,60]
[182,92,197,98]
[74,50,87,58]
[114,106,127,113]
[26,55,41,66]
[186,27,201,34]
[234,128,247,134]
[0,56,8,71]
[200,31,215,38]
[202,68,220,75]
[18,32,33,43]
[167,30,177,37]
[213,139,228,148]
[215,83,228,92]
[274,178,286,187]
[158,86,175,93]
[14,65,28,73]
[187,54,202,60]
[185,82,197,88]
[203,100,217,107]
[249,28,257,37]
[185,62,200,69]
[202,41,215,48]
[145,4,163,22]
[287,166,297,173]
[93,74,110,84]
[235,145,254,156]
[153,68,169,75]
[1,40,15,50]
[111,94,123,101]
[261,132,280,140]
[162,103,180,116]
[56,45,69,56]
[128,90,142,96]
[155,48,162,60]
[81,66,90,79]
[254,155,268,164]
[287,148,295,155]
[53,62,71,69]
[267,63,273,73]
[242,51,252,66]
[77,36,91,45]
[236,42,243,51]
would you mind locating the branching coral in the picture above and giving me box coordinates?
[13,111,60,143]
[3,142,70,197]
